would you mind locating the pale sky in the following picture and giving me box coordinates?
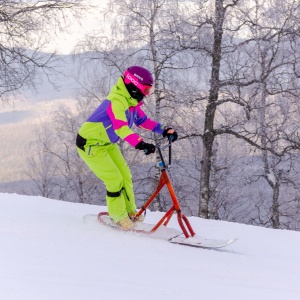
[48,0,110,54]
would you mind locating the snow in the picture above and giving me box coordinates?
[267,171,276,185]
[1,193,300,300]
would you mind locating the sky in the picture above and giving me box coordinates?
[1,192,300,300]
[48,0,110,54]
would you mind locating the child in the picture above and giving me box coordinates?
[76,66,178,230]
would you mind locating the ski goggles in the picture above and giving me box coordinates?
[124,70,152,96]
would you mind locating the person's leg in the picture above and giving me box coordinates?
[107,144,137,214]
[77,144,128,223]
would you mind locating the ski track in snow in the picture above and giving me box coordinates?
[1,193,300,300]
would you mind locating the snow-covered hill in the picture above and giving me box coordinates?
[1,193,300,300]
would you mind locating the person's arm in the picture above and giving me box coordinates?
[134,105,178,142]
[134,105,166,135]
[107,100,142,147]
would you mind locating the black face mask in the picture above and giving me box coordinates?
[125,83,145,102]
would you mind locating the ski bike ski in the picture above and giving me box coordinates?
[98,212,237,249]
[97,139,238,249]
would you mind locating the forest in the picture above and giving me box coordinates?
[1,0,300,231]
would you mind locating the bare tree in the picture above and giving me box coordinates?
[25,92,107,204]
[25,126,59,198]
[0,0,85,103]
[170,0,300,221]
[74,0,202,211]
[25,0,300,230]
[232,0,300,229]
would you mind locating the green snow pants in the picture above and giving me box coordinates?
[77,143,136,222]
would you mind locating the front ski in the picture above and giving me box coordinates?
[169,235,238,249]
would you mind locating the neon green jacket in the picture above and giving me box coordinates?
[78,76,165,148]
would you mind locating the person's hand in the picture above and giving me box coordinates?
[163,127,178,142]
[135,141,156,155]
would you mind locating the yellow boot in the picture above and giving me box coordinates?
[118,216,134,230]
[128,211,145,222]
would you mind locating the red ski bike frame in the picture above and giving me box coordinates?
[133,140,195,238]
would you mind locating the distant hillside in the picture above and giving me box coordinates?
[0,52,82,183]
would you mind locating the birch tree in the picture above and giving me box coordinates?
[26,126,59,198]
[26,94,107,204]
[232,0,300,229]
[171,0,300,221]
[0,0,84,103]
[75,0,202,212]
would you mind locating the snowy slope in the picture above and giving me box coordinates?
[1,193,300,300]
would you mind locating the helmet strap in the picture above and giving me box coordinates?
[125,83,145,102]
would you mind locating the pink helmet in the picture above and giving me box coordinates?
[123,66,153,96]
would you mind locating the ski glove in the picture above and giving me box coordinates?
[163,127,178,142]
[135,141,156,155]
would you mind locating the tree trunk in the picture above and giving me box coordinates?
[271,182,280,229]
[199,0,225,218]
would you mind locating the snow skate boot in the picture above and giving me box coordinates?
[118,216,134,230]
[128,211,145,222]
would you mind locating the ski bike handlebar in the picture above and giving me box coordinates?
[143,135,174,158]
[144,136,174,167]
[156,137,173,169]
